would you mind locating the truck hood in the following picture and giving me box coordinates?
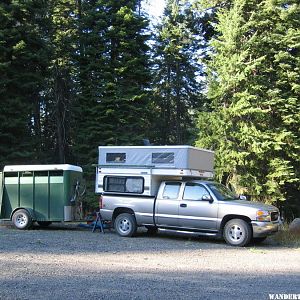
[219,199,278,211]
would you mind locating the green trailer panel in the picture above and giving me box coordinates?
[0,165,83,223]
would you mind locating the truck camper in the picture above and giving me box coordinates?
[96,145,279,247]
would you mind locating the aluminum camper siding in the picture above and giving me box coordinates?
[98,146,214,171]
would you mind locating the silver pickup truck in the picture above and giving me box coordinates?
[100,180,280,246]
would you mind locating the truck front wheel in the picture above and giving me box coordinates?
[12,209,33,230]
[223,219,252,247]
[114,213,137,237]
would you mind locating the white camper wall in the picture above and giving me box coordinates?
[98,145,214,171]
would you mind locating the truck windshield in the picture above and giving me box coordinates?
[207,183,238,201]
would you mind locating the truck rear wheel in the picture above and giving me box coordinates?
[223,219,251,247]
[114,213,137,237]
[12,209,33,230]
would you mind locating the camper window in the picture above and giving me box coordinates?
[104,176,144,194]
[152,152,174,164]
[106,153,126,163]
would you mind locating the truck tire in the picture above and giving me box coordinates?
[114,213,137,237]
[223,219,252,247]
[12,209,33,230]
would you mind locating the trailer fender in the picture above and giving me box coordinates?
[10,207,36,221]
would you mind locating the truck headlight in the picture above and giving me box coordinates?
[256,210,271,222]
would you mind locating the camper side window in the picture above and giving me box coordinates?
[152,152,174,164]
[106,153,126,163]
[104,176,144,194]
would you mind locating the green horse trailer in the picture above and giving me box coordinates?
[0,164,84,229]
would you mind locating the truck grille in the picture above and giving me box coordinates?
[271,211,279,221]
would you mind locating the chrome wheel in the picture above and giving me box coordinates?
[228,224,244,242]
[12,209,33,230]
[16,213,28,227]
[223,219,251,247]
[114,213,137,237]
[117,217,132,235]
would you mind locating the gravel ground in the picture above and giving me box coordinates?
[0,223,299,300]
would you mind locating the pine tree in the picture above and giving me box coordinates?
[196,0,300,213]
[74,0,151,165]
[151,0,203,145]
[73,0,151,209]
[43,0,78,163]
[0,0,51,167]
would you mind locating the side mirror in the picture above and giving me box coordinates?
[239,195,247,200]
[202,194,213,203]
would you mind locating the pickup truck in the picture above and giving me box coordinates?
[100,180,280,246]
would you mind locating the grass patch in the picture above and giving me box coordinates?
[272,224,300,247]
[249,247,266,254]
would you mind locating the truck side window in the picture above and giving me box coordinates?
[162,182,181,199]
[183,183,208,201]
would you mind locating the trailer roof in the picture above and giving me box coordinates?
[3,164,82,172]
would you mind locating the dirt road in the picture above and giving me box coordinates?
[0,224,299,300]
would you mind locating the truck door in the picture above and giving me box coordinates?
[179,182,218,231]
[155,182,182,227]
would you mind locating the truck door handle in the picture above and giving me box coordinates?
[180,204,187,208]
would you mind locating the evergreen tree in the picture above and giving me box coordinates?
[0,0,50,167]
[74,0,151,165]
[196,0,300,213]
[44,0,78,163]
[151,0,203,145]
[73,0,151,209]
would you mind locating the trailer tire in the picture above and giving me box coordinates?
[12,209,33,230]
[114,213,137,237]
[37,221,52,227]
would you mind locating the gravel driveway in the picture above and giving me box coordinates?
[0,223,299,300]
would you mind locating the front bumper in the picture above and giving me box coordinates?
[251,221,279,238]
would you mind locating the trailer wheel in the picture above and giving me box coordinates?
[114,213,137,237]
[12,209,33,230]
[37,221,52,228]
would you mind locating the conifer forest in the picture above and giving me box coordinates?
[0,0,299,217]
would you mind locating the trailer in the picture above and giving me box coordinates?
[0,164,84,229]
[95,145,215,196]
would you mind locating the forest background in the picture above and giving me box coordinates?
[0,0,299,218]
